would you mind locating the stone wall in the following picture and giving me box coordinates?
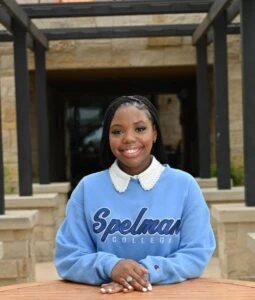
[5,194,59,262]
[211,204,255,281]
[0,210,38,286]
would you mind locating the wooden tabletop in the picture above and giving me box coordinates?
[0,278,254,299]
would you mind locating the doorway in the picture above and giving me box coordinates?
[47,66,199,189]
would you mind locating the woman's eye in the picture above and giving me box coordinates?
[111,130,121,135]
[136,127,146,132]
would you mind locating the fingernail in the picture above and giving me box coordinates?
[128,285,133,290]
[142,287,148,292]
[123,288,128,293]
[100,288,106,293]
[108,288,113,293]
[147,284,152,291]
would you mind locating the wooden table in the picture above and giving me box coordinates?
[0,278,254,299]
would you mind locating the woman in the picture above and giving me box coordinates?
[55,95,215,294]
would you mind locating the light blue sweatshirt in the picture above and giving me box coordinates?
[55,165,215,285]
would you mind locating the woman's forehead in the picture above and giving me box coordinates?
[111,105,152,124]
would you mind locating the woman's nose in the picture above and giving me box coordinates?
[122,131,136,143]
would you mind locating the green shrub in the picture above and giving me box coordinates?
[4,165,16,194]
[230,165,244,186]
[210,163,244,186]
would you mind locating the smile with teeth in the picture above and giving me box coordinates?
[121,147,142,157]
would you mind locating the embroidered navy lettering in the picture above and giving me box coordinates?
[119,220,132,234]
[136,219,160,234]
[169,219,181,235]
[93,208,109,233]
[93,207,181,242]
[157,219,175,234]
[101,219,121,242]
[129,208,147,234]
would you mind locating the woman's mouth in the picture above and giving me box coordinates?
[120,147,142,158]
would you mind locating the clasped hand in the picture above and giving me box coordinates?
[100,259,152,294]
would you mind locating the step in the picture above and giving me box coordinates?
[202,186,244,205]
[196,177,217,188]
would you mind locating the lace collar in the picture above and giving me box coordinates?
[109,156,165,193]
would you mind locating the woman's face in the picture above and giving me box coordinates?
[109,105,157,175]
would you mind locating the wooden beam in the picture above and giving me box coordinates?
[196,37,211,178]
[22,0,214,18]
[43,24,199,40]
[34,42,50,184]
[12,20,33,196]
[207,0,240,44]
[0,92,5,214]
[213,12,231,189]
[193,0,234,45]
[1,0,48,49]
[0,23,240,42]
[240,0,255,206]
[0,7,11,32]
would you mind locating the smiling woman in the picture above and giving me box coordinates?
[109,103,157,175]
[54,95,215,295]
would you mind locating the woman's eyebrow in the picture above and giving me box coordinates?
[110,120,146,127]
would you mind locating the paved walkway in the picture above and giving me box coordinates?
[35,257,221,281]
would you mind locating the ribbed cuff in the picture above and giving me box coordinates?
[103,256,122,279]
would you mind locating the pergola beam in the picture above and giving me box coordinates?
[241,0,255,206]
[44,24,200,40]
[192,0,234,45]
[1,0,48,49]
[0,23,240,42]
[0,7,12,32]
[21,0,214,18]
[207,0,240,44]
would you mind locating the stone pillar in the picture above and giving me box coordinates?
[33,182,70,228]
[211,203,255,281]
[5,193,59,262]
[203,187,244,256]
[0,210,38,286]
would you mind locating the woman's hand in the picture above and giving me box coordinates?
[100,281,133,294]
[111,259,152,292]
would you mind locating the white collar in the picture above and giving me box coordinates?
[109,156,165,193]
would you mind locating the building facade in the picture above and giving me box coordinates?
[0,0,243,191]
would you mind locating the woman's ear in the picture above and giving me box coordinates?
[153,128,157,143]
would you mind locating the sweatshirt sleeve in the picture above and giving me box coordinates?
[54,184,121,285]
[139,176,216,284]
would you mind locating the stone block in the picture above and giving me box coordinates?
[196,178,217,188]
[17,258,35,280]
[34,226,56,241]
[0,241,3,259]
[211,203,255,281]
[0,210,38,230]
[247,233,255,253]
[203,186,243,206]
[148,37,182,48]
[32,182,70,194]
[5,194,59,262]
[202,187,244,257]
[37,208,58,226]
[35,241,55,262]
[3,241,29,259]
[0,260,18,278]
[0,210,37,285]
[33,182,70,227]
